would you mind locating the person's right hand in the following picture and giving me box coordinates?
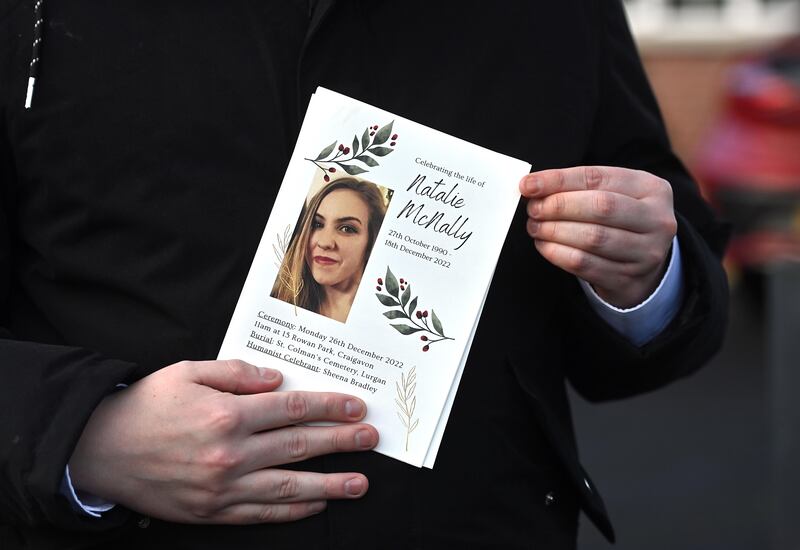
[68,359,378,524]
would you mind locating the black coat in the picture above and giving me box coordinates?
[0,1,728,548]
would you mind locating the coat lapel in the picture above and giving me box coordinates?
[305,0,338,47]
[297,0,338,119]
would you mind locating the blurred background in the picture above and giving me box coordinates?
[574,1,800,549]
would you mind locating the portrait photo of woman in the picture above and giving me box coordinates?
[272,177,390,322]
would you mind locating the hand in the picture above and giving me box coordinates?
[68,359,379,524]
[520,166,677,308]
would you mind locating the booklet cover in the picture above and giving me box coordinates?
[218,88,530,467]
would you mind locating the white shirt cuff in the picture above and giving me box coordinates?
[61,464,116,517]
[579,236,684,347]
[59,383,127,518]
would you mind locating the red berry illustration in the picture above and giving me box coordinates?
[324,175,330,182]
[378,278,383,285]
[376,286,381,291]
[390,142,396,146]
[328,167,336,172]
[400,285,405,291]
[373,125,378,130]
[399,278,404,284]
[422,345,430,352]
[423,311,428,318]
[421,335,428,341]
[391,134,398,140]
[416,311,422,319]
[338,143,344,151]
[370,131,375,136]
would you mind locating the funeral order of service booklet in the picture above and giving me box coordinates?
[219,88,531,468]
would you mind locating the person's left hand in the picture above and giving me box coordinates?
[519,166,677,309]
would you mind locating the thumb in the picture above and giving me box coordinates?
[187,359,283,395]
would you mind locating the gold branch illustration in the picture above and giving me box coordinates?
[395,367,419,452]
[278,264,304,316]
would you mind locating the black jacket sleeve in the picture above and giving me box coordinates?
[563,0,730,402]
[0,2,137,531]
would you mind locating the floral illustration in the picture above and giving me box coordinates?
[375,266,454,351]
[272,224,292,269]
[273,224,303,314]
[395,367,419,452]
[305,121,398,181]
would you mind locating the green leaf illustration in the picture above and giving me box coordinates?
[431,309,444,336]
[383,310,407,320]
[385,266,399,298]
[361,127,370,152]
[355,154,379,167]
[374,121,394,145]
[408,296,418,317]
[401,284,411,307]
[352,135,360,157]
[369,146,393,157]
[376,293,400,307]
[336,163,368,175]
[315,141,337,161]
[391,324,424,335]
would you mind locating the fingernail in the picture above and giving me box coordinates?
[528,200,541,217]
[345,399,364,419]
[525,176,541,195]
[527,220,539,235]
[344,477,365,496]
[309,501,327,513]
[260,368,279,382]
[355,429,374,449]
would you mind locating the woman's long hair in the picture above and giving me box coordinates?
[271,178,387,313]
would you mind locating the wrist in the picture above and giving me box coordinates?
[593,250,672,309]
[68,392,124,502]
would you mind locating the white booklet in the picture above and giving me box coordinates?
[219,88,530,467]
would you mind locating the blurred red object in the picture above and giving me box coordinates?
[696,37,800,267]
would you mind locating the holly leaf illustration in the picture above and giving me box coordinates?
[336,163,368,175]
[361,127,371,152]
[369,146,393,157]
[385,266,399,298]
[355,155,379,167]
[352,135,360,157]
[408,296,418,317]
[431,309,444,336]
[374,121,394,145]
[376,294,400,307]
[401,285,411,307]
[383,310,407,320]
[391,324,424,335]
[315,141,337,161]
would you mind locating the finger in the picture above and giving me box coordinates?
[526,219,650,263]
[534,239,646,290]
[188,359,284,395]
[238,391,367,432]
[240,424,379,471]
[520,166,667,199]
[228,470,369,506]
[526,190,654,233]
[211,500,328,525]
